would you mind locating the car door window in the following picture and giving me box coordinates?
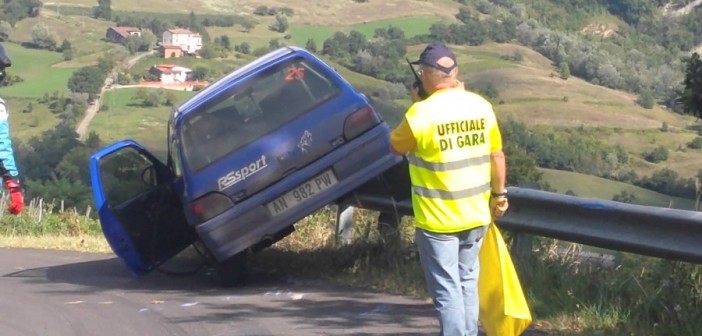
[99,147,158,207]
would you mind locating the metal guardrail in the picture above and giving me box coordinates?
[346,186,702,264]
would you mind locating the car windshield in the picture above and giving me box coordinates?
[181,57,341,171]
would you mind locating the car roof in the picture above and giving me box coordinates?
[173,46,305,122]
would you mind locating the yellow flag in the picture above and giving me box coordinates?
[479,222,532,336]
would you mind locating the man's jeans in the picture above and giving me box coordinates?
[415,225,487,336]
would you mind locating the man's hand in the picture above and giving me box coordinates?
[4,177,24,215]
[490,196,508,218]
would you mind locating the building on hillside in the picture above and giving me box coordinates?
[161,28,202,55]
[161,45,184,59]
[106,26,141,44]
[149,64,192,84]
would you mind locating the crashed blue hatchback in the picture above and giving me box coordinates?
[89,47,401,284]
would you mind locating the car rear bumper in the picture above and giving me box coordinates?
[193,124,403,261]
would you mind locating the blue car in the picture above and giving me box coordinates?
[89,47,402,284]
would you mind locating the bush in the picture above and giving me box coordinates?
[688,137,702,149]
[644,146,669,163]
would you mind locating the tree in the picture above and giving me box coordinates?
[235,42,251,54]
[679,53,702,119]
[192,66,209,81]
[270,13,288,33]
[241,20,255,33]
[93,0,112,20]
[0,21,12,41]
[612,190,638,203]
[59,38,71,52]
[559,62,570,80]
[217,35,231,50]
[253,5,268,16]
[305,38,317,53]
[67,66,105,101]
[636,89,655,109]
[31,23,57,50]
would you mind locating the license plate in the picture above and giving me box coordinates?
[266,170,338,216]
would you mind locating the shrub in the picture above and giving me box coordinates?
[644,146,669,163]
[688,137,702,149]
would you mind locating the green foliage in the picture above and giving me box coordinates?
[679,53,702,119]
[503,142,545,187]
[636,89,655,109]
[31,22,57,51]
[67,66,107,101]
[0,0,41,26]
[234,42,251,54]
[687,137,702,149]
[93,0,112,20]
[270,13,289,33]
[0,202,100,236]
[0,20,12,41]
[558,61,570,80]
[500,120,633,181]
[305,38,317,53]
[612,190,638,203]
[321,29,411,84]
[644,146,669,163]
[522,241,702,335]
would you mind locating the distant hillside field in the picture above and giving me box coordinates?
[89,88,193,154]
[541,168,697,210]
[44,0,460,24]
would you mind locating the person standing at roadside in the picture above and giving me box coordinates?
[0,43,24,215]
[390,43,508,336]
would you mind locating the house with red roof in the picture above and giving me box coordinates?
[162,28,202,55]
[149,64,192,84]
[106,26,141,44]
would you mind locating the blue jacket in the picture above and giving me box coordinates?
[0,97,18,178]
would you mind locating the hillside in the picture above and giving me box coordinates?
[43,0,461,25]
[541,168,697,210]
[4,0,701,202]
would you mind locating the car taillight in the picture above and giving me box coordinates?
[343,105,381,141]
[191,192,233,223]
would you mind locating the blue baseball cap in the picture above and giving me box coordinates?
[410,43,457,74]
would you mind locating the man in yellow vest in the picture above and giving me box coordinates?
[390,43,508,336]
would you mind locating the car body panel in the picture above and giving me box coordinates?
[89,140,197,275]
[89,47,402,273]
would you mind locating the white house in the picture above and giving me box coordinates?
[162,28,202,54]
[150,64,192,84]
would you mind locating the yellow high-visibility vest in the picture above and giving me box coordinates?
[405,88,502,233]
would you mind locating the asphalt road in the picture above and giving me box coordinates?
[0,248,437,336]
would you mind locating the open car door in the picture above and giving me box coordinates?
[89,140,197,276]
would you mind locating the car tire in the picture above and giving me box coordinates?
[215,251,249,287]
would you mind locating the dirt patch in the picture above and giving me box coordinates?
[580,23,617,38]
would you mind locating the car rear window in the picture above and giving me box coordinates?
[181,57,341,171]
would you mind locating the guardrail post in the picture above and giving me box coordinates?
[510,231,533,272]
[335,204,355,246]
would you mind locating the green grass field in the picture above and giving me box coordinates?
[541,168,697,210]
[290,16,443,45]
[6,98,65,141]
[89,88,193,154]
[1,43,76,98]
